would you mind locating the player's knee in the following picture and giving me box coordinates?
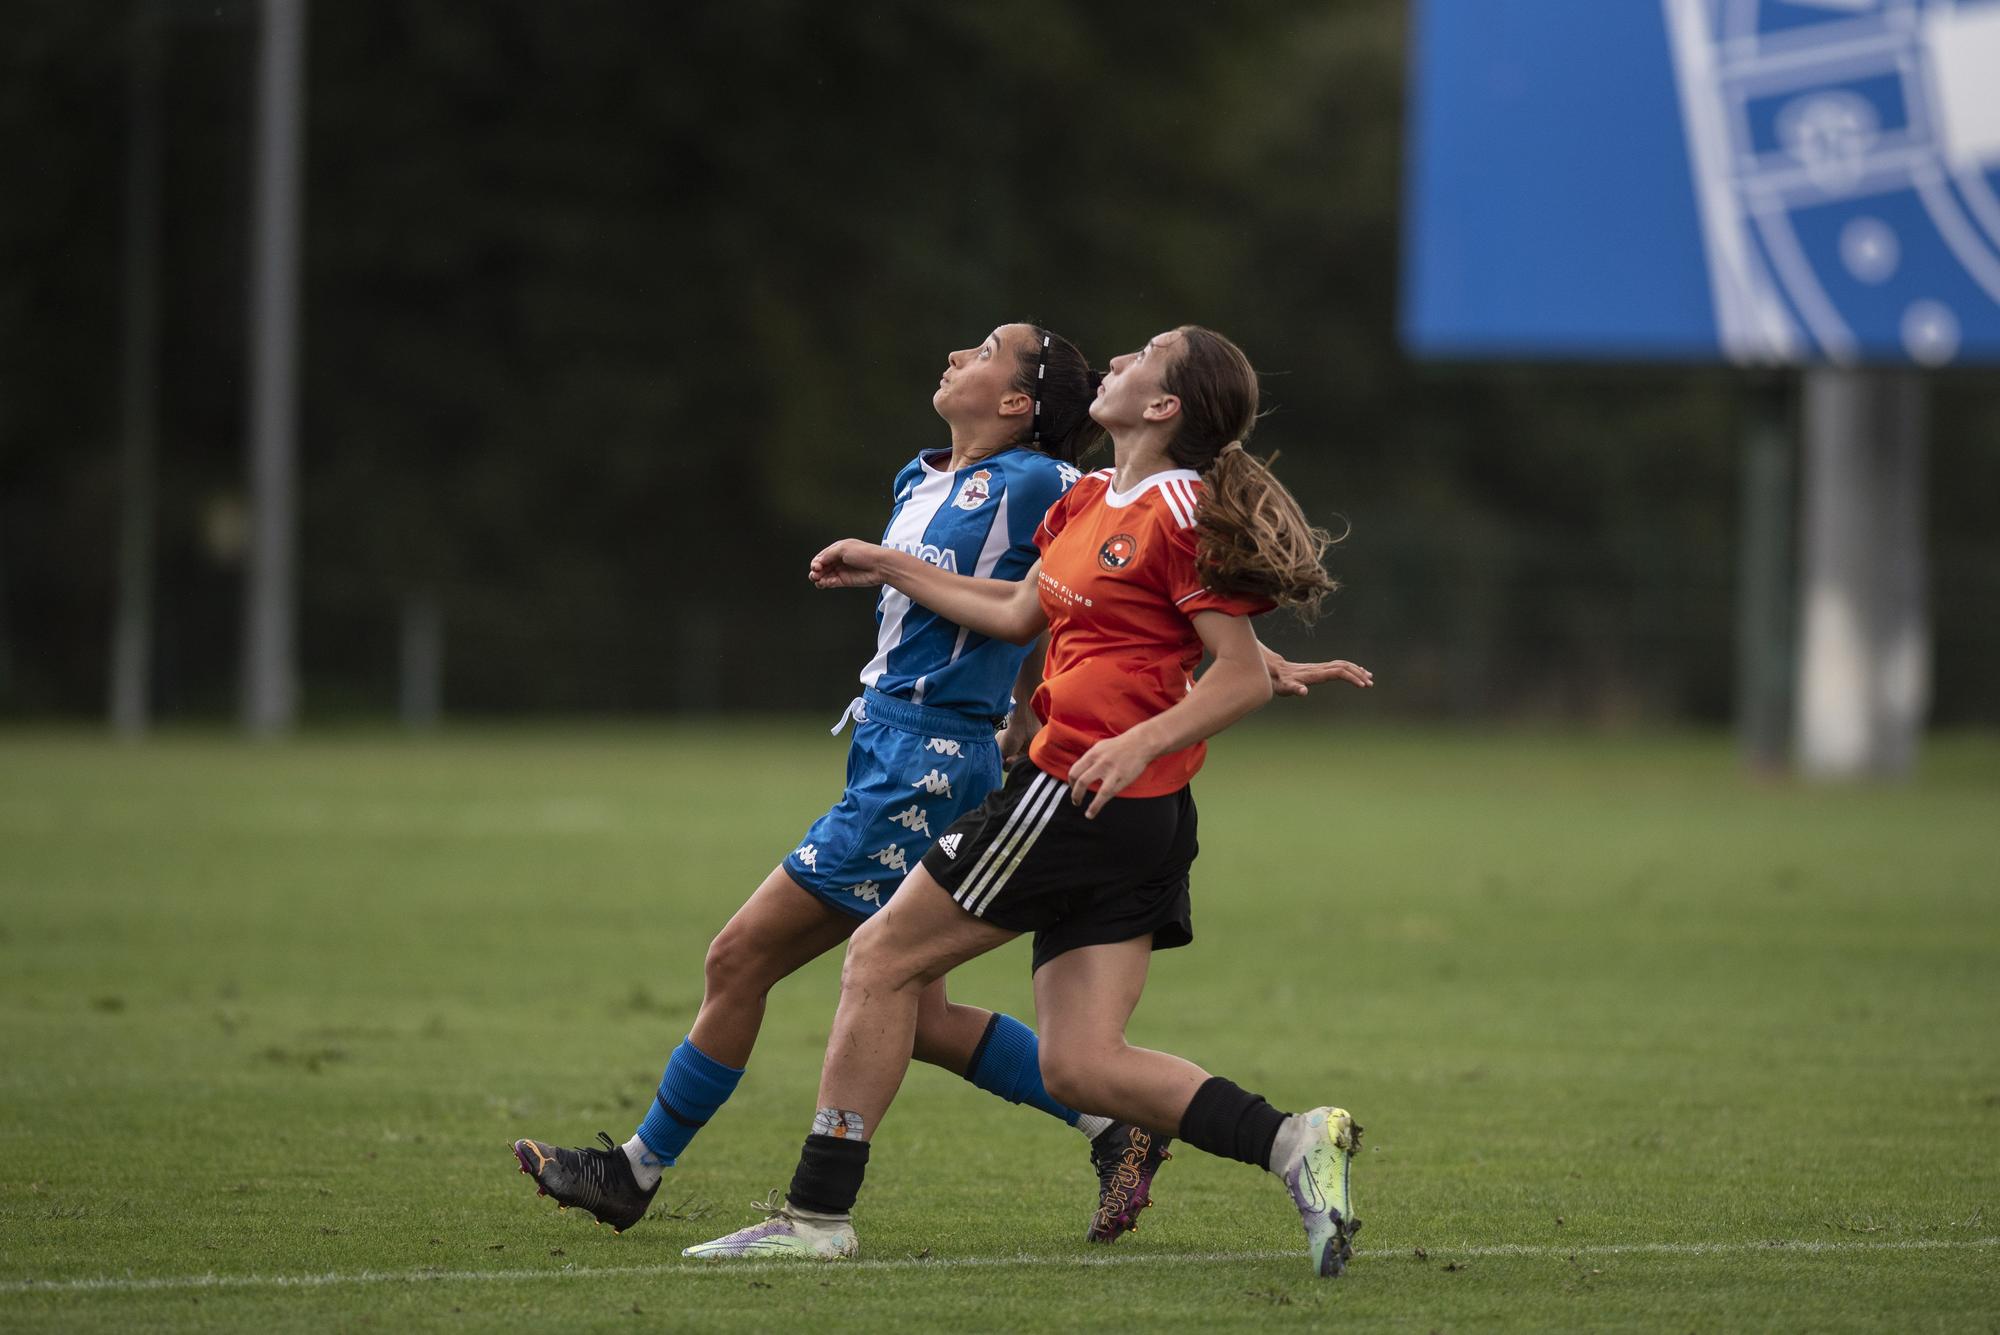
[702,926,776,1003]
[839,922,926,997]
[1037,1042,1105,1111]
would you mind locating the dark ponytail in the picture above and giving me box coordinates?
[1161,326,1340,621]
[1010,325,1106,466]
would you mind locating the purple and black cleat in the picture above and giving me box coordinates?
[1086,1123,1173,1243]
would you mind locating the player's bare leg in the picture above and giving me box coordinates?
[1032,938,1208,1132]
[815,868,1020,1134]
[1034,936,1362,1276]
[911,977,998,1069]
[684,869,1015,1260]
[689,867,862,1067]
[513,867,857,1230]
[1030,938,1188,1240]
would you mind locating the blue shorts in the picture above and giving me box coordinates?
[784,688,1005,920]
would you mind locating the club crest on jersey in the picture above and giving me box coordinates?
[1099,533,1138,571]
[952,469,993,511]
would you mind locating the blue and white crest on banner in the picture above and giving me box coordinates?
[1664,0,2000,365]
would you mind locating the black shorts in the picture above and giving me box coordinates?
[920,759,1197,972]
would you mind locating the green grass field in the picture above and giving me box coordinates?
[2,723,1996,1332]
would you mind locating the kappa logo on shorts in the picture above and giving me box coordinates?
[888,804,932,836]
[869,844,909,872]
[937,832,962,859]
[952,469,993,511]
[912,769,953,797]
[924,737,963,756]
[849,881,882,906]
[793,843,818,870]
[1099,533,1138,571]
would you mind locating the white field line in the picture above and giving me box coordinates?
[3,1236,1996,1299]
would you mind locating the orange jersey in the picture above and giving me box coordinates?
[1027,468,1271,797]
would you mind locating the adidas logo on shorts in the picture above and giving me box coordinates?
[937,833,962,859]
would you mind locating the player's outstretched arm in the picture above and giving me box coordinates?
[1258,639,1374,698]
[808,540,1049,645]
[1065,610,1273,818]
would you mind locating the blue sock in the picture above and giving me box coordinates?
[964,1013,1079,1126]
[634,1036,744,1167]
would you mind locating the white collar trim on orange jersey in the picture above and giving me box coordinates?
[1101,468,1200,509]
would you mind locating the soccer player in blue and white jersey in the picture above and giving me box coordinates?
[513,324,1367,1244]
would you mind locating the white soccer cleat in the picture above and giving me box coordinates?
[681,1191,858,1261]
[1278,1106,1363,1278]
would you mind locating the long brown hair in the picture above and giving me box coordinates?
[1162,325,1339,620]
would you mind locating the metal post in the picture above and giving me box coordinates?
[398,590,443,730]
[1795,368,1930,779]
[0,511,11,701]
[111,3,165,738]
[1735,373,1794,773]
[239,0,308,735]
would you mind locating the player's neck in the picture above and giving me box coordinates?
[1107,429,1178,494]
[943,425,1018,472]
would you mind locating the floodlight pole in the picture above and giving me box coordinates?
[1794,368,1929,779]
[239,0,308,736]
[111,2,165,738]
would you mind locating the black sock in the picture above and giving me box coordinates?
[1177,1076,1289,1169]
[787,1133,871,1216]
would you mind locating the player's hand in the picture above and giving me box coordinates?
[998,713,1038,767]
[1265,653,1373,698]
[809,540,888,589]
[1066,734,1154,819]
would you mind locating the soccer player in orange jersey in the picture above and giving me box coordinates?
[510,324,1365,1245]
[686,327,1375,1277]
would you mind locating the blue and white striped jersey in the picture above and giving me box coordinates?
[861,446,1080,717]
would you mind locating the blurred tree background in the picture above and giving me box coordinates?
[3,0,1995,723]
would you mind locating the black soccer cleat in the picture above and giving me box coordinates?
[513,1131,658,1233]
[1086,1123,1173,1243]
